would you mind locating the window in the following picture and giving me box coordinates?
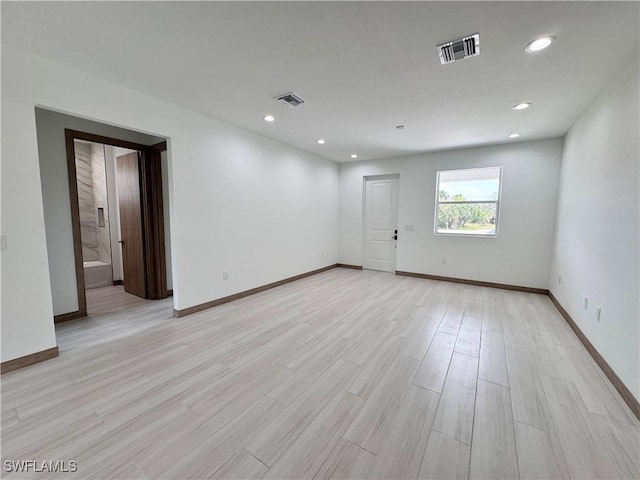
[435,166,502,236]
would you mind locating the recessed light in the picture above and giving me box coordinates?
[317,139,326,144]
[263,115,275,122]
[509,133,521,138]
[525,36,555,53]
[396,125,406,130]
[513,103,532,110]
[350,154,358,159]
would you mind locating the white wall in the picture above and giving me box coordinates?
[339,138,563,289]
[550,56,640,400]
[2,45,338,363]
[2,63,56,362]
[35,108,164,315]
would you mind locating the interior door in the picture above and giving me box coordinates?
[363,175,399,272]
[116,152,147,298]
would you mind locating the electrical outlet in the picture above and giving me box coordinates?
[595,307,601,322]
[223,271,229,280]
[583,297,588,309]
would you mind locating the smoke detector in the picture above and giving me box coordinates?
[437,33,480,65]
[274,92,305,107]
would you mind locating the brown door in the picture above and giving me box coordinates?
[116,152,147,298]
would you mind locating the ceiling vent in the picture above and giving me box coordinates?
[437,33,480,65]
[275,92,305,107]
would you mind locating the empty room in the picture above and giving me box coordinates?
[1,2,638,479]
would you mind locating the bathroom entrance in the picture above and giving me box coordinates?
[66,130,169,319]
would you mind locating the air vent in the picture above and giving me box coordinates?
[437,33,480,65]
[274,92,305,107]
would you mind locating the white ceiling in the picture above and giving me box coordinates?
[3,1,638,163]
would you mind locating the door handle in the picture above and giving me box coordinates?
[118,240,125,246]
[392,235,398,240]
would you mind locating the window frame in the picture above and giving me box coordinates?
[433,166,503,238]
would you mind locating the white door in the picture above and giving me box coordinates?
[363,175,399,272]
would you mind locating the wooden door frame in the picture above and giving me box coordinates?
[61,129,168,323]
[141,143,168,300]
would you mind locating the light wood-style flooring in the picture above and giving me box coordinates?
[2,269,639,479]
[56,285,175,352]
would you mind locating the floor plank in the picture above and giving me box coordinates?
[541,375,621,479]
[478,330,509,387]
[418,431,470,480]
[514,421,571,480]
[264,390,362,479]
[401,319,439,360]
[343,355,420,454]
[454,316,482,357]
[589,412,640,479]
[432,352,479,445]
[210,449,269,480]
[366,385,439,479]
[412,332,456,393]
[247,359,358,467]
[469,379,519,479]
[506,347,555,432]
[313,439,374,480]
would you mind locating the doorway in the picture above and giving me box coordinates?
[362,175,399,272]
[64,129,169,320]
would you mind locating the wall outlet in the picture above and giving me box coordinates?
[583,297,589,309]
[441,258,447,265]
[223,271,229,280]
[595,307,601,321]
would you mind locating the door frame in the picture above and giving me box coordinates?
[61,129,168,323]
[361,174,400,273]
